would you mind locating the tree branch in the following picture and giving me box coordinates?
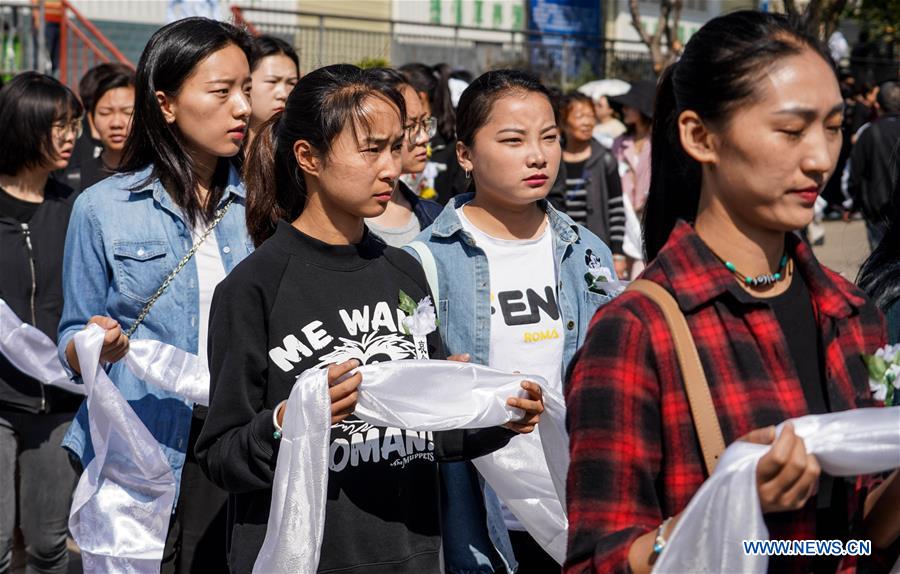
[654,0,672,50]
[628,0,654,47]
[667,0,683,54]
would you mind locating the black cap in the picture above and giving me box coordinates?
[609,80,657,119]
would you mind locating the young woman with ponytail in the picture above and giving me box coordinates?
[565,10,900,574]
[399,62,467,204]
[56,18,254,572]
[194,64,543,574]
[364,67,443,247]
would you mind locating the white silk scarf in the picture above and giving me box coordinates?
[0,299,84,395]
[48,325,568,573]
[254,360,570,573]
[654,407,900,573]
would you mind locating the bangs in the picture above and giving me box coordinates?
[320,84,405,155]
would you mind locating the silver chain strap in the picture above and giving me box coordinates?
[125,196,235,338]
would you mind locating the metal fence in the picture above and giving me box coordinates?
[233,5,655,88]
[0,3,35,81]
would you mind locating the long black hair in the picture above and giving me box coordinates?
[120,17,253,226]
[643,10,834,261]
[858,140,900,311]
[399,62,455,141]
[243,64,405,246]
[0,72,82,176]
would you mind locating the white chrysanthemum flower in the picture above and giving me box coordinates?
[870,379,888,402]
[402,297,437,338]
[888,364,900,389]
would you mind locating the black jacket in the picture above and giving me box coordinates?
[849,114,900,224]
[549,140,625,255]
[0,178,82,413]
[398,180,443,229]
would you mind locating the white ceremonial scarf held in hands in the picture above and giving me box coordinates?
[55,325,568,573]
[653,407,900,574]
[253,360,571,574]
[68,324,211,573]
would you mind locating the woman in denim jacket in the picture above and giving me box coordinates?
[405,70,617,574]
[56,19,254,573]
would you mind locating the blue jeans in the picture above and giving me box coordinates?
[0,410,77,574]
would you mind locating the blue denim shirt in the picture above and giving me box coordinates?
[57,164,253,497]
[404,194,615,573]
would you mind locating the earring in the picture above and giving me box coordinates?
[465,170,470,180]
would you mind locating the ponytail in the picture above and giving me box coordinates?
[244,113,306,247]
[642,62,701,262]
[432,63,456,141]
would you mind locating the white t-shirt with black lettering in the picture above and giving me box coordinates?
[458,207,564,531]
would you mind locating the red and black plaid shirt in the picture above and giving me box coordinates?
[564,222,891,574]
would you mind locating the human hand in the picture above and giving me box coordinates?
[65,316,129,373]
[326,359,362,424]
[504,380,544,434]
[742,423,821,513]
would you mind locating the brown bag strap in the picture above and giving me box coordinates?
[627,279,726,474]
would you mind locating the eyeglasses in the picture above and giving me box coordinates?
[405,116,437,144]
[52,119,83,140]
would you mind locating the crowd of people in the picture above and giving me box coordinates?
[0,9,899,574]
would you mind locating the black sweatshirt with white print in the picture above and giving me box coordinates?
[195,220,515,574]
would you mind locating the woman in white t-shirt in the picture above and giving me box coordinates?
[405,69,618,574]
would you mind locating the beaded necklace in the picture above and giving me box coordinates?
[719,254,791,288]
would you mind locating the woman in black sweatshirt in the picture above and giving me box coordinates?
[195,64,544,574]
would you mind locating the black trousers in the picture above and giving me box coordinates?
[161,415,229,574]
[508,530,560,574]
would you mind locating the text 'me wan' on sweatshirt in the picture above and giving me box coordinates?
[195,220,516,574]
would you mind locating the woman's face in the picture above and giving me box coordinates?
[458,91,560,208]
[563,100,596,144]
[159,43,251,162]
[48,116,80,170]
[249,53,299,128]
[400,84,430,174]
[622,105,645,127]
[308,95,404,219]
[92,86,135,153]
[699,49,843,233]
[593,96,614,122]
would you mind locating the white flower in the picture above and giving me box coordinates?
[591,266,614,283]
[888,364,900,389]
[875,344,899,363]
[402,296,437,338]
[870,378,889,402]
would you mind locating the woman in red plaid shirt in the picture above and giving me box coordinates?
[564,11,900,574]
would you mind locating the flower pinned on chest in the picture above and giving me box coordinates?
[863,343,900,406]
[399,290,438,359]
[583,249,624,297]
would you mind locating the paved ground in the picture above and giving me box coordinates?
[811,218,871,281]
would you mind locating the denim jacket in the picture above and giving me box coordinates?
[57,164,252,497]
[404,193,615,573]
